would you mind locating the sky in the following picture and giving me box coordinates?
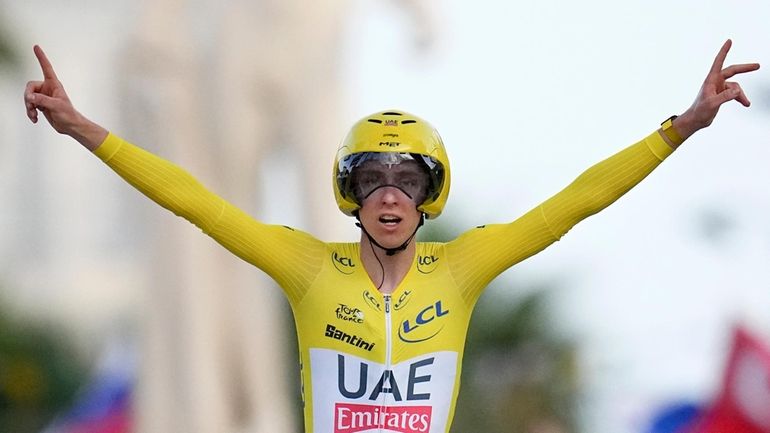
[2,1,769,432]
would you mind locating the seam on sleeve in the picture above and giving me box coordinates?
[96,134,124,162]
[645,132,674,161]
[539,205,560,241]
[207,198,227,234]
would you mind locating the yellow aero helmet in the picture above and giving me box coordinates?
[333,110,450,219]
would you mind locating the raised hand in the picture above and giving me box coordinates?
[674,40,760,142]
[24,45,107,150]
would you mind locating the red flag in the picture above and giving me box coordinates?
[687,327,770,433]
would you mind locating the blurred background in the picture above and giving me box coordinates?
[1,0,769,432]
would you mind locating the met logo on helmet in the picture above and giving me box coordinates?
[399,301,449,343]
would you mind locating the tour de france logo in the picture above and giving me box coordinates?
[335,303,365,324]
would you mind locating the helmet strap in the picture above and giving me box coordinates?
[354,212,425,256]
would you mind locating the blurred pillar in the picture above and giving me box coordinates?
[120,0,437,432]
[121,0,232,432]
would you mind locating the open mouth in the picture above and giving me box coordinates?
[379,215,403,226]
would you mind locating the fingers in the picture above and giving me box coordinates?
[24,80,43,122]
[24,80,62,123]
[709,39,732,75]
[713,82,749,108]
[28,92,58,111]
[33,45,59,80]
[722,62,761,79]
[725,81,751,107]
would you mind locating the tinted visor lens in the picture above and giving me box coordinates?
[351,163,430,203]
[339,153,437,205]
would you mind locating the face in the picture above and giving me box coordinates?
[353,161,426,249]
[350,159,430,205]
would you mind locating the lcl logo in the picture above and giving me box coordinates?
[362,290,381,312]
[398,300,449,343]
[417,255,439,274]
[332,251,356,275]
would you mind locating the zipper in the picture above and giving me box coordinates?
[381,294,392,432]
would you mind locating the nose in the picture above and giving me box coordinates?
[370,185,408,206]
[380,186,401,205]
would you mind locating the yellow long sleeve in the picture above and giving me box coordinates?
[94,133,325,304]
[447,131,674,304]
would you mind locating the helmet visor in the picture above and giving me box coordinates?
[338,152,443,206]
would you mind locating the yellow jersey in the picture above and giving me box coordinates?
[94,130,673,433]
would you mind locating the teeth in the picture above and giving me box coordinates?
[379,216,401,223]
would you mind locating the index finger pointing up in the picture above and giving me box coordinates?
[33,45,58,80]
[710,39,732,75]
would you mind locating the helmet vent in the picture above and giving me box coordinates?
[382,112,403,116]
[367,119,383,124]
[401,120,416,124]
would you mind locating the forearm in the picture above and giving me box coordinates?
[93,133,327,300]
[94,133,224,232]
[541,130,673,237]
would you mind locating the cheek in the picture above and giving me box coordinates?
[403,209,423,226]
[357,202,378,222]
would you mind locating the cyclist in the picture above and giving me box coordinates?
[24,41,758,433]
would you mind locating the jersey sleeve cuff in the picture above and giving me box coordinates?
[92,132,124,162]
[645,130,675,161]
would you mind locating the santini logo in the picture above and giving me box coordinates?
[325,324,375,352]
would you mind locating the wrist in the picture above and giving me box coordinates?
[659,115,683,148]
[671,109,700,142]
[69,113,108,151]
[658,110,700,149]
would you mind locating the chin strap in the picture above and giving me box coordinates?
[355,212,425,256]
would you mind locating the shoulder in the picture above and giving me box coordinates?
[326,242,361,274]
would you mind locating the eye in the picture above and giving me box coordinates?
[358,172,380,186]
[399,175,423,187]
[352,170,385,199]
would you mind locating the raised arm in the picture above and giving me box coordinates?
[447,40,759,301]
[544,39,760,234]
[660,39,759,147]
[23,45,325,304]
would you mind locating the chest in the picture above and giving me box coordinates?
[293,255,472,362]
